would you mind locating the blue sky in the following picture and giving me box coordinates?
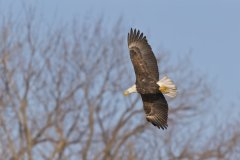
[1,0,240,105]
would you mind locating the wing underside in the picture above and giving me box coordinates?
[141,93,168,129]
[128,29,159,82]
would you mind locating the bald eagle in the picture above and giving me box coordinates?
[124,28,177,129]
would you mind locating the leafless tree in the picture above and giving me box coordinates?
[0,8,239,160]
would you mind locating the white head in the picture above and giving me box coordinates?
[123,84,137,96]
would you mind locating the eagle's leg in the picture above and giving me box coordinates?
[124,84,136,96]
[157,76,177,98]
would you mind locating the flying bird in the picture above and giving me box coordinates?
[124,28,177,129]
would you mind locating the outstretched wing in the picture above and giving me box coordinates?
[128,28,159,83]
[141,93,168,129]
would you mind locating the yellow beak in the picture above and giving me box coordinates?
[123,91,129,96]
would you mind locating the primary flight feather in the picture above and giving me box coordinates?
[124,28,177,129]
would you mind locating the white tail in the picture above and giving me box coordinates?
[157,76,177,98]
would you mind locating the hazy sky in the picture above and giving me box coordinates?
[1,0,240,106]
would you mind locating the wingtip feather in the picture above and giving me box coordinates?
[128,28,146,46]
[146,115,168,130]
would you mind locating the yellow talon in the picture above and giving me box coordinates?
[160,86,169,94]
